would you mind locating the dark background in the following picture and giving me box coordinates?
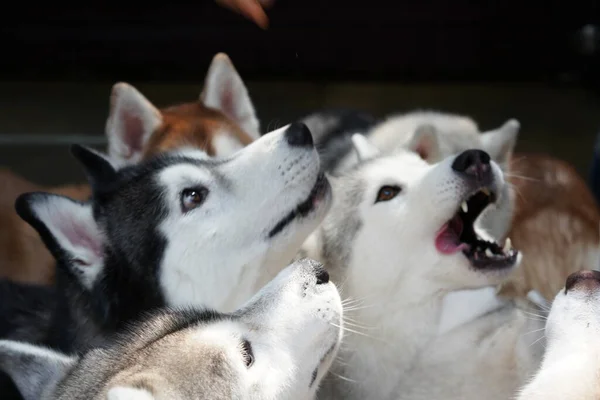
[0,0,599,184]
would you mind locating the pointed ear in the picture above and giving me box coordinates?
[15,193,104,289]
[351,134,380,162]
[71,144,119,190]
[480,119,520,169]
[0,340,76,400]
[201,53,260,140]
[406,124,441,162]
[105,82,163,167]
[107,387,156,400]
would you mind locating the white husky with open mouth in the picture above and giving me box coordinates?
[304,135,544,400]
[518,270,600,400]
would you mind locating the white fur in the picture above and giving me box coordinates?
[213,130,246,156]
[307,137,542,400]
[518,277,600,400]
[0,259,343,400]
[201,53,260,139]
[156,124,330,312]
[29,196,104,289]
[105,82,163,167]
[107,387,155,400]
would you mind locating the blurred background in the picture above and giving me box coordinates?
[0,0,599,185]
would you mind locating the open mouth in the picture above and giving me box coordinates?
[268,173,330,238]
[435,187,518,270]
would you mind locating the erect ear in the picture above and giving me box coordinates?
[107,387,156,400]
[71,144,119,191]
[15,193,104,289]
[201,53,260,140]
[0,340,77,400]
[406,124,441,162]
[105,82,163,167]
[351,133,381,162]
[480,119,520,169]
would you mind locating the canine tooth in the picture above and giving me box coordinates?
[503,238,512,253]
[461,201,468,213]
[485,248,494,257]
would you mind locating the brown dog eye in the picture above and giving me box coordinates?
[241,339,254,368]
[181,188,208,212]
[375,186,401,203]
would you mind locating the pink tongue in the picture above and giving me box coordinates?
[435,216,469,255]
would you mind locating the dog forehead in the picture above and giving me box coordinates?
[363,152,430,183]
[158,163,215,190]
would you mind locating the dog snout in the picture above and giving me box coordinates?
[565,270,600,293]
[452,149,492,185]
[285,122,314,148]
[315,267,330,285]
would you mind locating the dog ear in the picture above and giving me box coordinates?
[201,53,260,140]
[480,119,520,169]
[15,193,105,289]
[351,134,380,162]
[406,124,441,162]
[105,82,163,167]
[107,387,156,400]
[0,340,77,400]
[71,144,119,191]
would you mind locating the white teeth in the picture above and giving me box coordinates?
[503,238,512,253]
[461,201,468,213]
[485,248,494,258]
[481,188,491,196]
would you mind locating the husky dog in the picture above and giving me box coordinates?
[5,122,330,353]
[0,52,260,286]
[304,135,543,400]
[0,258,343,400]
[518,270,600,400]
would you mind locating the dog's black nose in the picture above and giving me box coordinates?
[285,122,314,147]
[452,149,492,183]
[315,267,330,285]
[565,270,600,293]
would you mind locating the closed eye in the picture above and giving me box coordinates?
[375,185,402,203]
[240,339,254,368]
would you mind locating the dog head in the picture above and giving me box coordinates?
[16,123,331,316]
[0,258,343,400]
[320,134,519,303]
[517,270,600,400]
[106,53,260,167]
[369,112,520,240]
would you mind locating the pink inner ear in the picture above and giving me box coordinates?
[53,209,103,264]
[416,144,428,160]
[219,82,236,120]
[122,111,145,156]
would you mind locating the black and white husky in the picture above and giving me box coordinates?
[0,258,343,400]
[2,122,330,353]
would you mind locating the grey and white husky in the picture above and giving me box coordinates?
[302,135,544,400]
[0,258,343,400]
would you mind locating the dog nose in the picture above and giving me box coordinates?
[285,122,314,147]
[315,267,330,285]
[565,270,600,293]
[452,149,492,183]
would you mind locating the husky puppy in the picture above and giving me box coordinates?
[517,270,600,400]
[304,135,544,400]
[4,122,330,353]
[0,258,343,400]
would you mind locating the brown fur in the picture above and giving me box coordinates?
[499,153,600,300]
[0,101,254,286]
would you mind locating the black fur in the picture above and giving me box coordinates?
[0,147,228,398]
[299,108,380,172]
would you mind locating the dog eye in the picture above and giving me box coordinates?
[375,185,402,203]
[180,187,208,212]
[240,339,254,368]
